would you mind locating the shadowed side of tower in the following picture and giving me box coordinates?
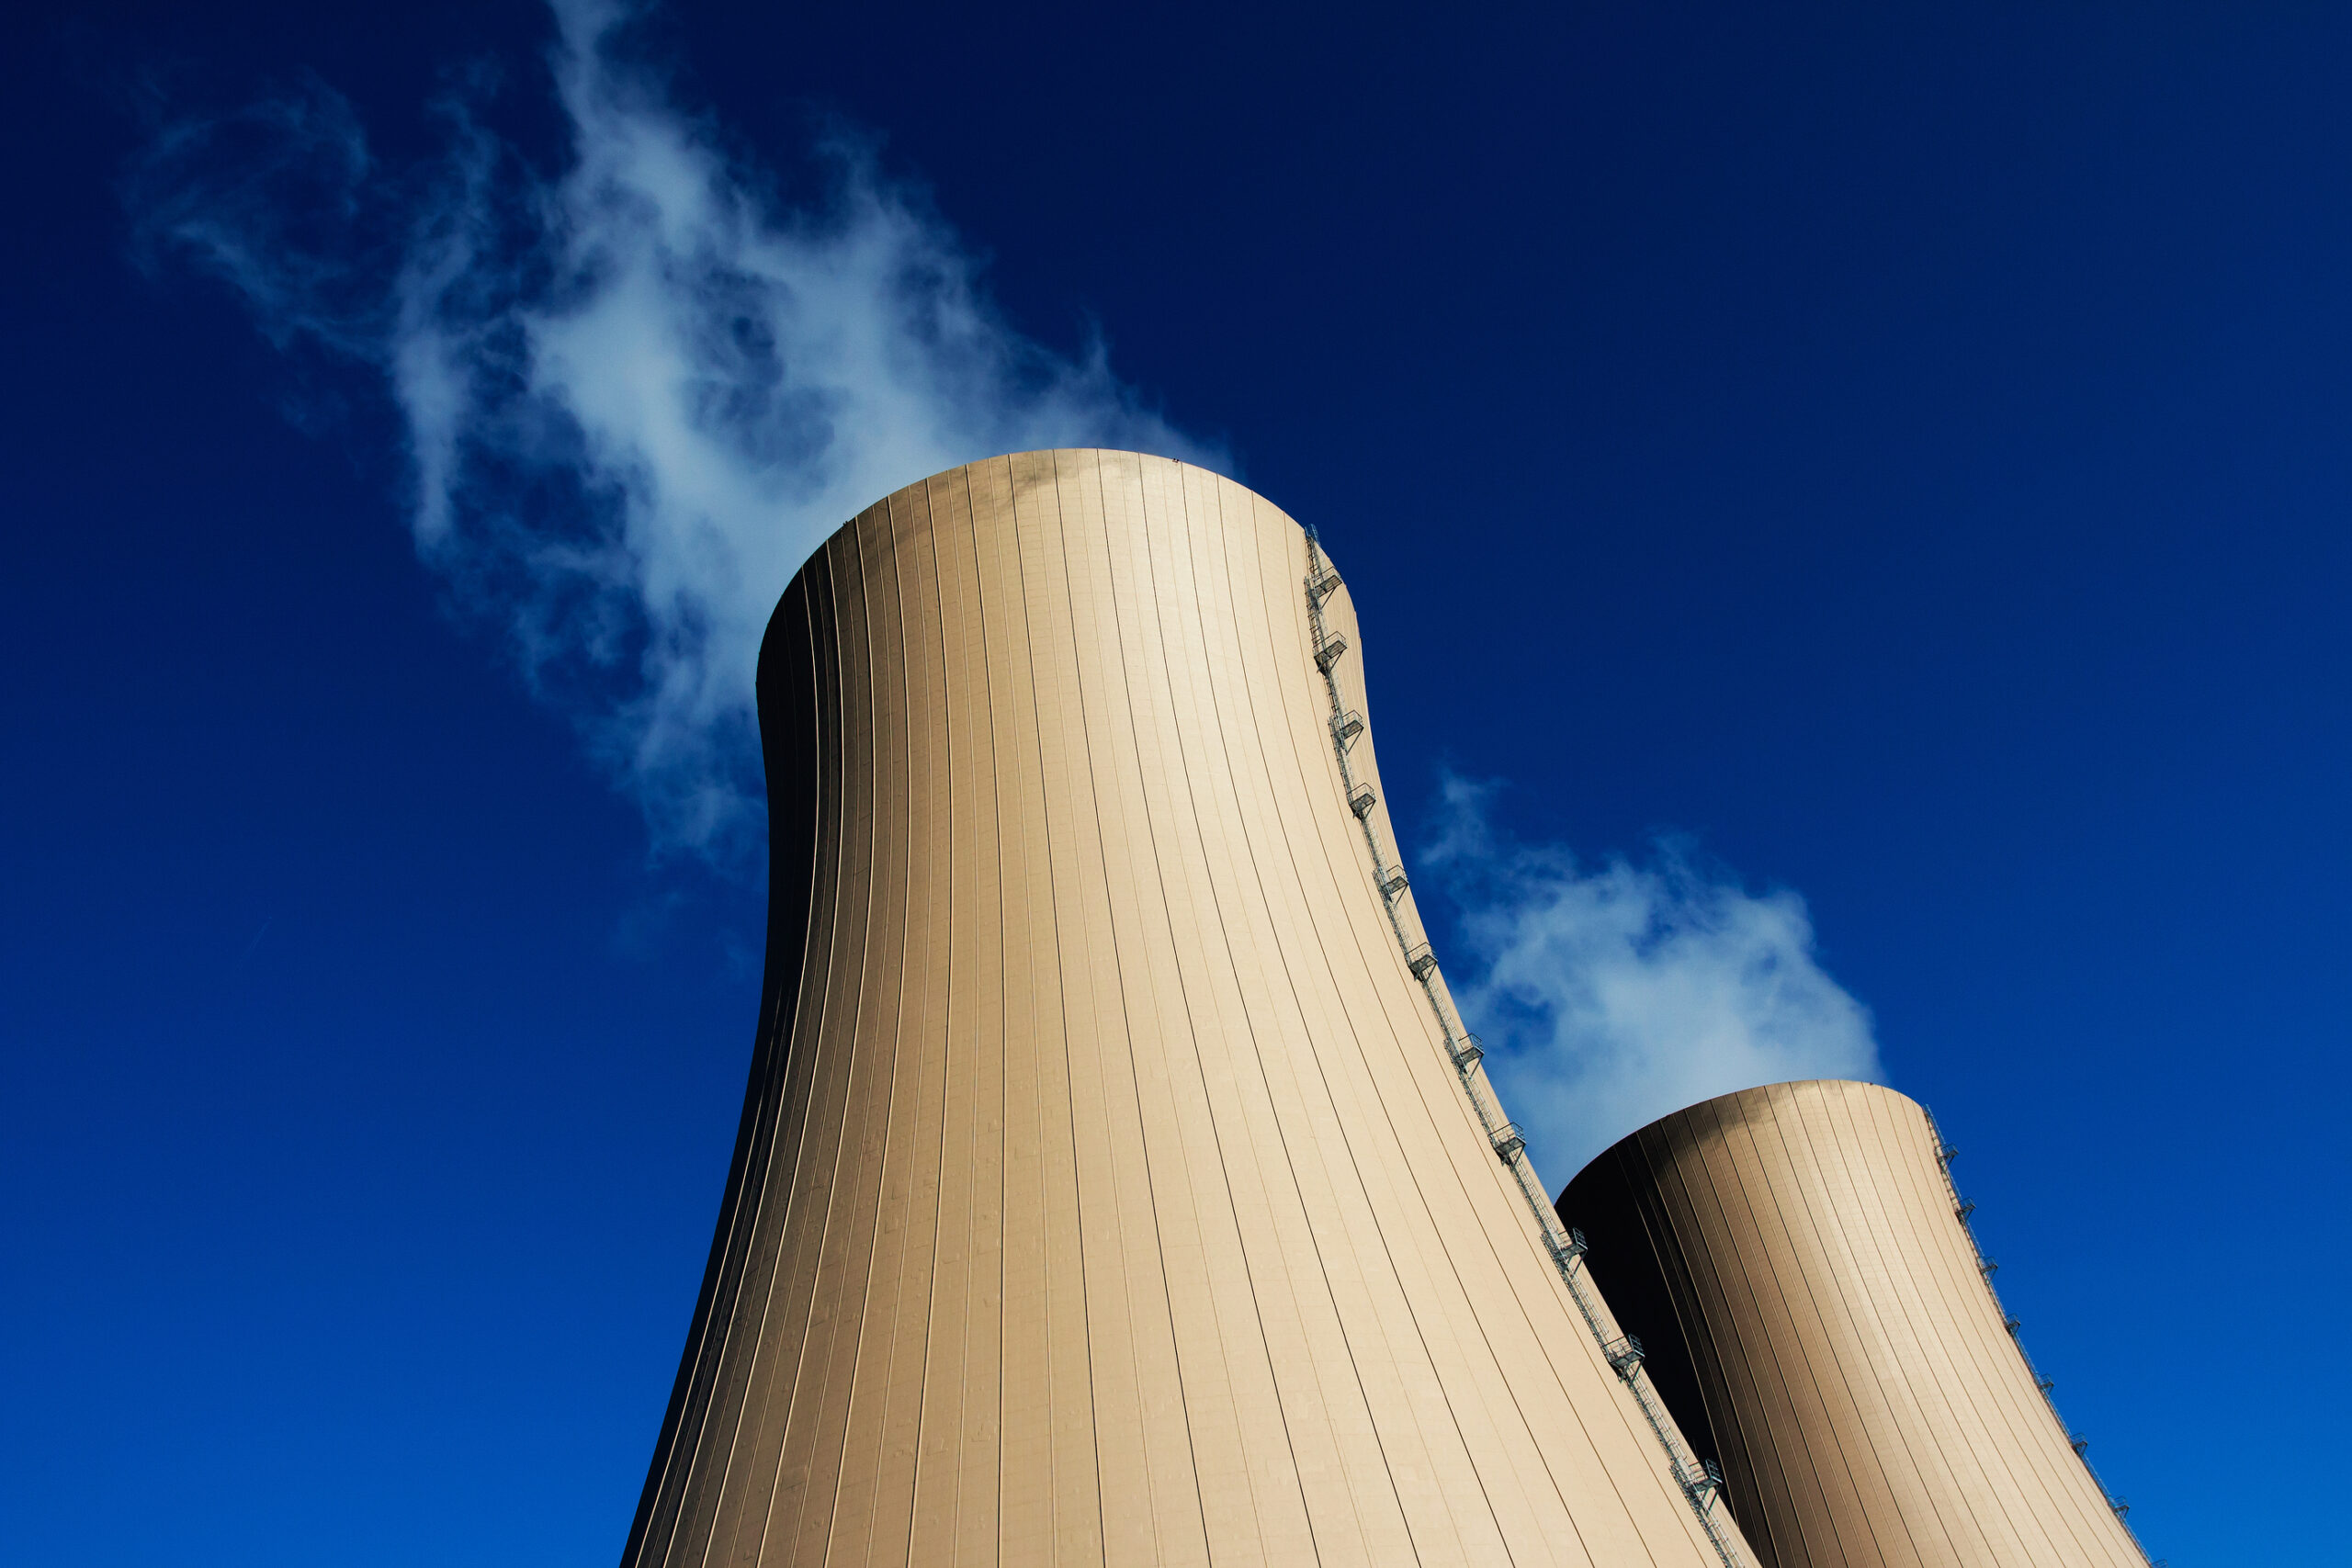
[618,450,1742,1567]
[1558,1079,2148,1568]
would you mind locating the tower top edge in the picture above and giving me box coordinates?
[823,447,1317,555]
[1569,1077,1921,1182]
[865,447,1248,497]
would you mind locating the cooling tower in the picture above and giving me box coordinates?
[1557,1079,2149,1568]
[620,450,1752,1567]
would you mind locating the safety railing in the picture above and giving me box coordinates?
[1923,1108,2165,1567]
[1300,527,1748,1568]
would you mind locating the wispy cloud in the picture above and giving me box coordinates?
[1423,774,1883,1181]
[129,6,1880,1157]
[130,0,1211,863]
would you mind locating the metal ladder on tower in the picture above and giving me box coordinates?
[1298,525,1749,1568]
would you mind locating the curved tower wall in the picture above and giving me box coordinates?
[622,450,1741,1567]
[1558,1079,2144,1568]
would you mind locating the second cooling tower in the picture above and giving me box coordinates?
[619,451,1747,1567]
[1558,1079,2148,1568]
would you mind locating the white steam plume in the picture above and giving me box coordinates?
[1423,775,1883,1180]
[131,0,1213,862]
[132,4,1884,1143]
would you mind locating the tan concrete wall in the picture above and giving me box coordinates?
[1559,1080,2144,1568]
[619,449,1744,1567]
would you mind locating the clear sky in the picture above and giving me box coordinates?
[6,2,2346,1562]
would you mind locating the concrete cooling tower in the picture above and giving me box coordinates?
[1557,1079,2153,1568]
[619,450,1752,1567]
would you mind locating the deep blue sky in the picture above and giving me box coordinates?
[6,3,2347,1562]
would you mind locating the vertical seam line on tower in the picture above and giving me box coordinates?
[1202,481,1427,1562]
[1168,468,1343,1558]
[1720,1101,1856,1566]
[1050,449,1181,1565]
[1776,1092,1927,1568]
[1006,454,1094,1564]
[818,494,926,1564]
[1131,460,1324,1556]
[766,521,876,1566]
[906,476,960,1567]
[1788,1088,1949,1568]
[1087,451,1221,1554]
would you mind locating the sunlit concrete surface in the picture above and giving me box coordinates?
[620,450,1742,1567]
[1561,1079,2147,1568]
